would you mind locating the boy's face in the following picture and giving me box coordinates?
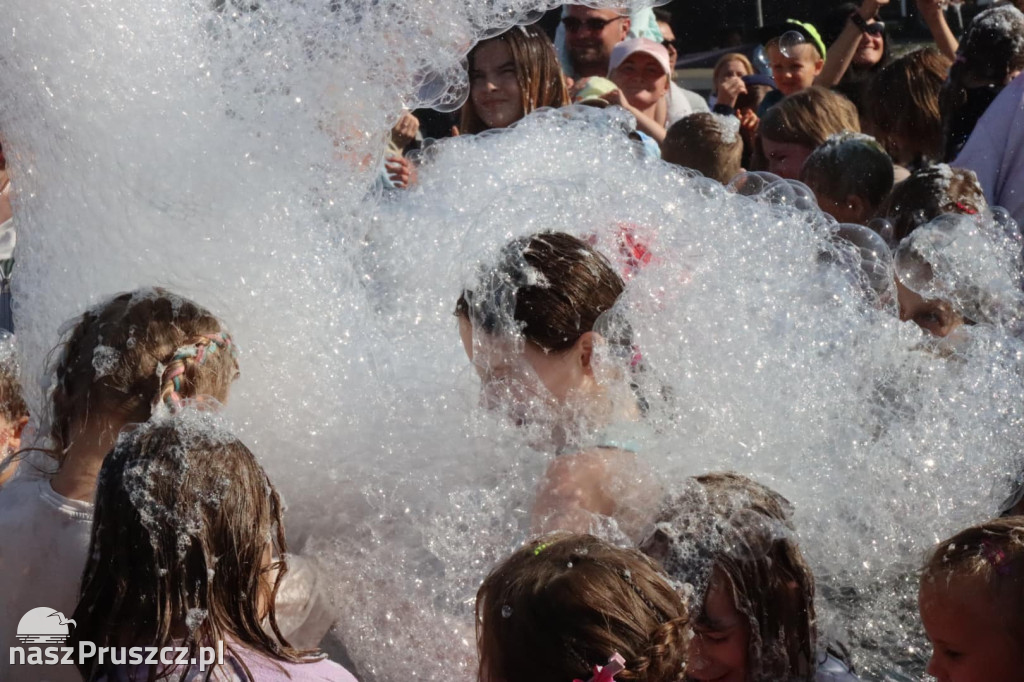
[767,43,822,96]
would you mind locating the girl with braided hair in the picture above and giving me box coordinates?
[0,287,240,682]
[639,473,859,682]
[476,533,689,682]
[918,517,1024,681]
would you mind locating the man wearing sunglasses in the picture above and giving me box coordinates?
[561,5,631,79]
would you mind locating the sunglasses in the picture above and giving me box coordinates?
[865,21,885,36]
[661,39,678,51]
[561,16,625,33]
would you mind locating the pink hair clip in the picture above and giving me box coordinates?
[574,653,626,682]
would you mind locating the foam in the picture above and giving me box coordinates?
[1,1,1022,680]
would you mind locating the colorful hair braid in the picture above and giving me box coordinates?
[158,332,237,410]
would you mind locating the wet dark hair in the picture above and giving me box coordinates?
[71,416,318,681]
[877,163,987,244]
[800,132,894,211]
[477,533,689,682]
[640,473,817,682]
[456,232,625,353]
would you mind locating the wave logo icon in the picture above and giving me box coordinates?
[16,607,77,645]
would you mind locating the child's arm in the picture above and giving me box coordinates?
[916,0,959,62]
[603,89,668,143]
[816,0,889,88]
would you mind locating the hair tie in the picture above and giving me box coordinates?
[954,201,978,215]
[160,332,235,410]
[574,653,626,682]
[982,540,1012,576]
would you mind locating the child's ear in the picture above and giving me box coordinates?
[575,331,603,376]
[813,58,824,75]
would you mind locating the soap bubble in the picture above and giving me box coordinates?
[779,30,809,59]
[1,2,1023,682]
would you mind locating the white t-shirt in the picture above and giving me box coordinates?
[0,473,92,682]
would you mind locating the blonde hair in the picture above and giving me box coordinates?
[712,53,754,94]
[460,24,570,135]
[662,113,743,184]
[760,87,860,149]
[476,533,689,682]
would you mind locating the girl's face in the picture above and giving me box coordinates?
[716,60,748,92]
[611,53,670,112]
[458,315,593,424]
[687,569,750,682]
[896,279,964,338]
[469,39,525,130]
[852,22,885,67]
[761,138,813,180]
[919,579,1024,682]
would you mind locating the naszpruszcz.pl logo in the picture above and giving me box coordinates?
[10,607,224,670]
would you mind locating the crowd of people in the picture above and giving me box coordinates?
[1,1,1024,681]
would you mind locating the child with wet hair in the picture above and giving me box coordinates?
[0,288,242,682]
[918,517,1024,681]
[941,5,1024,161]
[891,210,1022,339]
[877,164,988,245]
[457,232,658,541]
[662,113,744,185]
[757,87,860,180]
[476,533,689,682]
[0,342,28,487]
[800,132,894,225]
[639,472,859,682]
[69,413,356,682]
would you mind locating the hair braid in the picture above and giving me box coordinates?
[158,333,237,410]
[622,617,689,682]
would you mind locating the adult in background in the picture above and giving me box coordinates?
[560,5,632,80]
[816,0,892,118]
[653,8,709,124]
[955,73,1024,225]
